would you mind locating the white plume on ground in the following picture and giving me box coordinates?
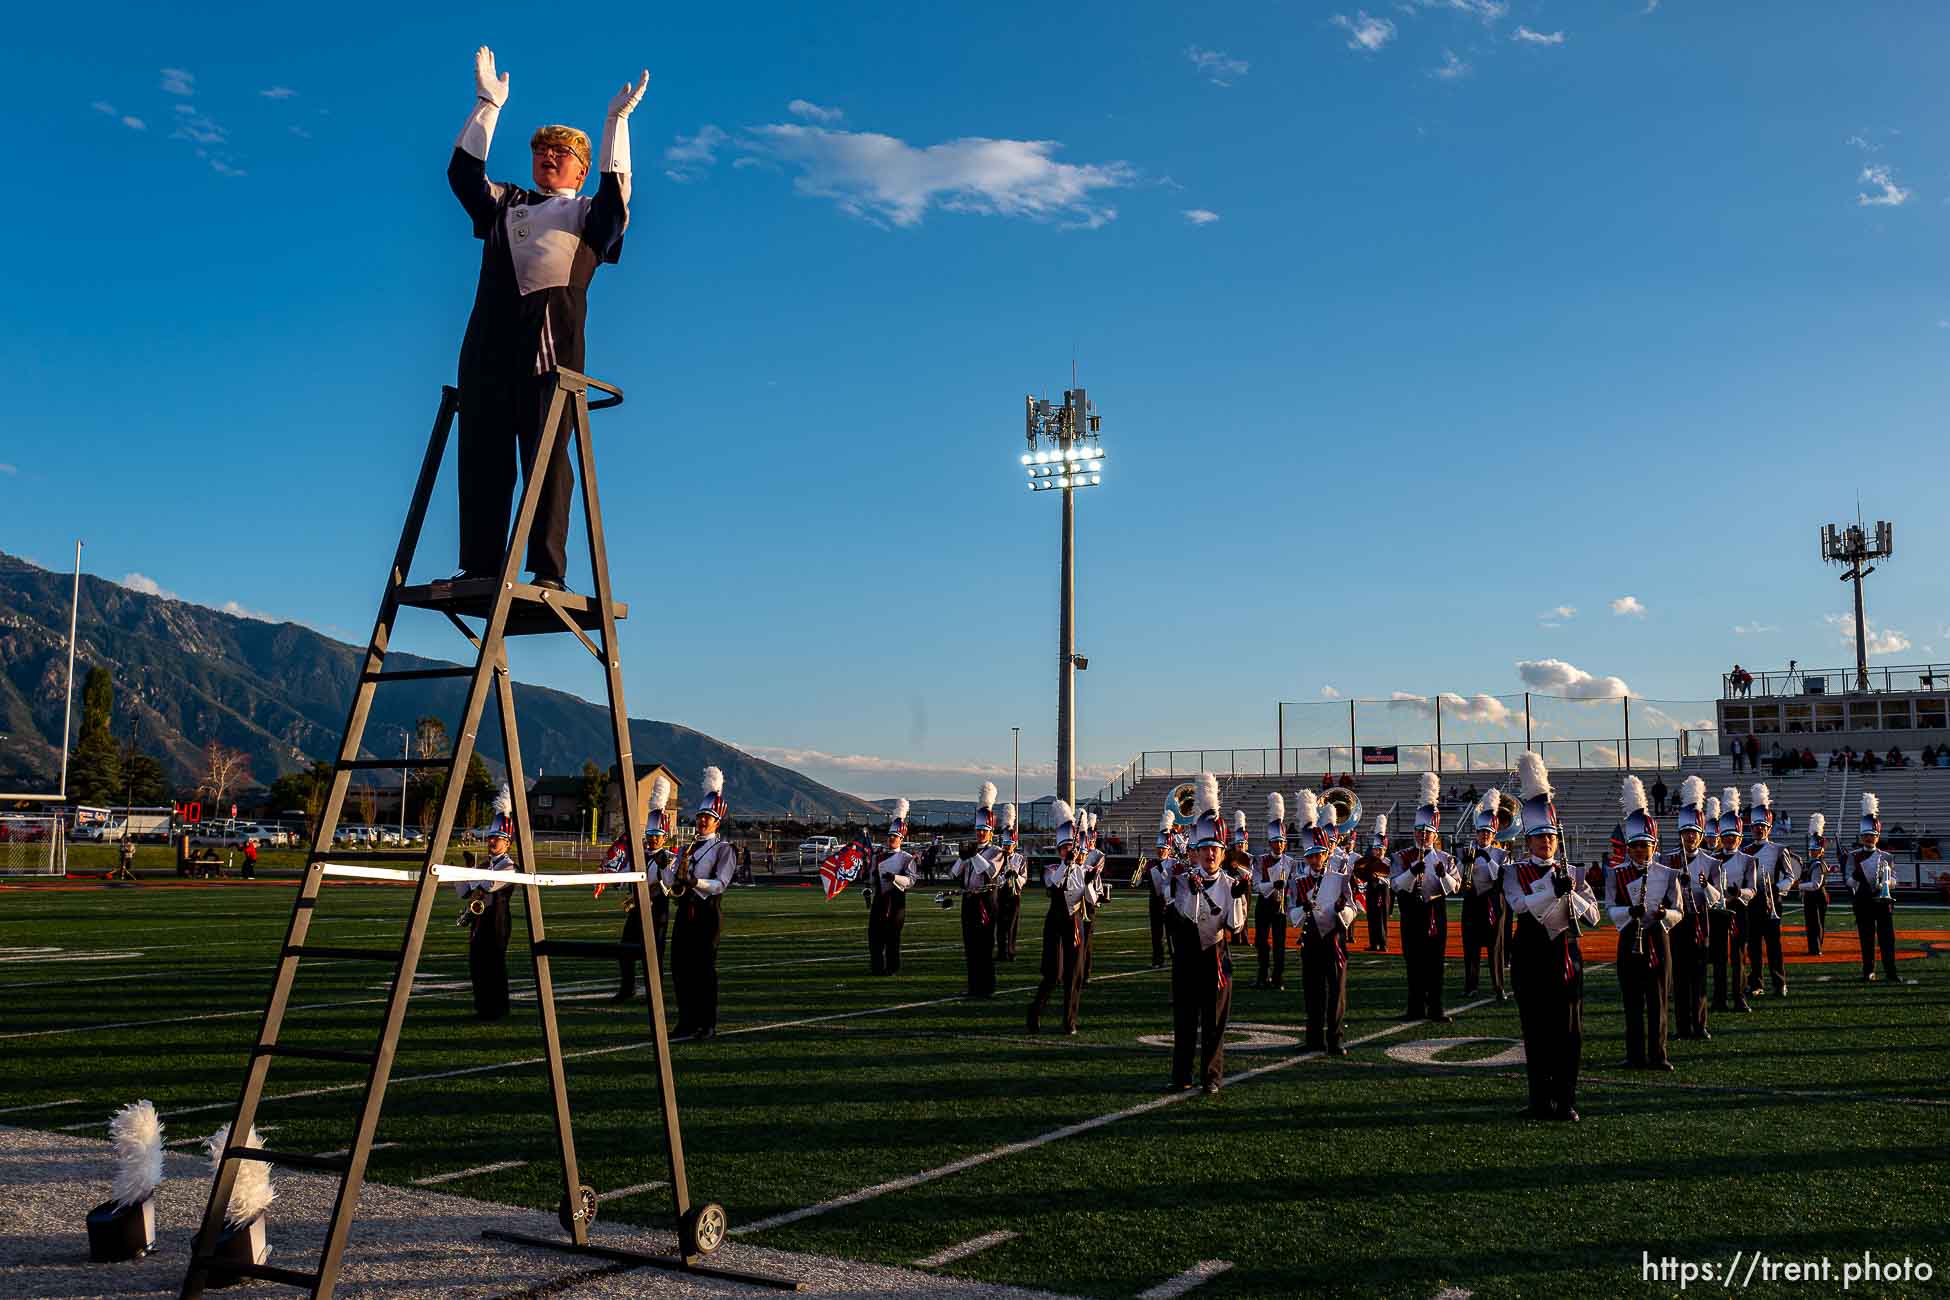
[1679,775,1705,808]
[702,766,725,796]
[1419,772,1440,807]
[1810,812,1826,837]
[891,797,910,821]
[108,1100,164,1208]
[1517,751,1551,800]
[1268,792,1285,822]
[1051,799,1074,831]
[1295,789,1318,826]
[206,1125,276,1227]
[1621,774,1648,816]
[1194,772,1219,817]
[1751,782,1771,810]
[1706,796,1721,822]
[1862,792,1878,818]
[977,781,997,808]
[1722,786,1741,816]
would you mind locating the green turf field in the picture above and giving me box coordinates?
[3,866,1946,1299]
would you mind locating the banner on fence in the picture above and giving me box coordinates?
[1360,745,1399,766]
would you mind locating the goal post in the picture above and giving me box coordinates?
[0,815,66,877]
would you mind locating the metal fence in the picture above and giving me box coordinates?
[1725,663,1950,699]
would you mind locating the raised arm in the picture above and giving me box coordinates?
[450,46,511,236]
[586,69,648,263]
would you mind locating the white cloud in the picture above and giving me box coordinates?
[1539,604,1576,622]
[1846,133,1878,152]
[1431,50,1471,80]
[1610,595,1646,617]
[0,462,16,475]
[1387,691,1519,727]
[159,67,195,96]
[122,116,146,131]
[736,742,1120,792]
[738,124,1133,229]
[1512,26,1565,45]
[209,160,246,177]
[1182,208,1221,225]
[259,86,297,99]
[219,600,278,622]
[1413,0,1508,21]
[1732,622,1778,637]
[289,124,311,139]
[664,124,727,181]
[120,572,179,600]
[1186,45,1249,85]
[92,100,115,115]
[1516,658,1633,698]
[1937,319,1949,329]
[170,104,227,145]
[1858,163,1911,207]
[92,101,146,131]
[1319,686,1342,699]
[1331,12,1397,52]
[787,99,843,124]
[1824,613,1910,656]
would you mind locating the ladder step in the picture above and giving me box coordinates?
[191,1256,319,1288]
[313,850,420,862]
[532,939,637,960]
[339,757,448,771]
[253,1045,378,1066]
[227,1145,352,1174]
[286,945,403,962]
[395,579,627,635]
[365,665,475,683]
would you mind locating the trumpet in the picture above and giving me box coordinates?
[454,893,487,927]
[932,889,958,910]
[669,845,695,899]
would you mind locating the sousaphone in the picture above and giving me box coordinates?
[1320,786,1362,835]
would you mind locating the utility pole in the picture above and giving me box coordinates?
[1011,726,1021,807]
[1820,516,1895,692]
[1022,389,1105,808]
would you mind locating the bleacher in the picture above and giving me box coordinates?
[1097,755,1950,875]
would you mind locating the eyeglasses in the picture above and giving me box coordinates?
[532,146,582,163]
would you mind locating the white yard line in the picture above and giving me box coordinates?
[600,1179,669,1199]
[411,1158,528,1186]
[1137,1259,1233,1300]
[734,996,1496,1237]
[0,1098,82,1116]
[913,1229,1019,1268]
[317,1141,400,1160]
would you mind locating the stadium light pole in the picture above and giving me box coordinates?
[57,540,81,801]
[1021,389,1105,808]
[1011,726,1020,808]
[1820,515,1894,692]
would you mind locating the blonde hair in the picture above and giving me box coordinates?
[529,125,590,168]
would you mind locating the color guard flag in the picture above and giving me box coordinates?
[592,833,630,898]
[820,841,868,900]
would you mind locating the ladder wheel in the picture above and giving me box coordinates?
[558,1184,598,1233]
[679,1202,727,1256]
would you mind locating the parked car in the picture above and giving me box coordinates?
[797,836,840,865]
[74,819,129,843]
[187,820,252,848]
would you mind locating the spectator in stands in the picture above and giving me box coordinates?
[1730,737,1744,773]
[1650,776,1669,815]
[1745,733,1759,769]
[1862,749,1881,773]
[1801,746,1817,771]
[1923,744,1937,767]
[1769,741,1785,774]
[1887,745,1905,768]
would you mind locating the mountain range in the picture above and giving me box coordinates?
[0,552,880,820]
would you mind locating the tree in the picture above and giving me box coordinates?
[577,760,609,835]
[406,715,451,827]
[355,784,377,828]
[196,741,253,818]
[120,742,169,805]
[68,666,122,805]
[460,752,495,831]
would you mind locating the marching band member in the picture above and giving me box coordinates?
[1027,801,1090,1035]
[1665,777,1714,1040]
[1147,808,1176,968]
[1799,813,1830,956]
[1390,773,1462,1023]
[446,46,645,590]
[1739,783,1790,999]
[458,787,520,1021]
[1252,794,1292,990]
[1609,776,1682,1071]
[670,766,737,1040]
[1287,791,1358,1054]
[868,800,917,976]
[1168,774,1247,1094]
[1698,795,1737,1018]
[994,804,1027,962]
[1461,789,1512,1001]
[1848,793,1899,983]
[1080,809,1108,986]
[1504,752,1601,1121]
[1714,787,1752,1013]
[950,783,1002,998]
[608,775,674,1001]
[1360,817,1393,953]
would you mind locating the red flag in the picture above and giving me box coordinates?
[820,844,868,900]
[593,833,630,899]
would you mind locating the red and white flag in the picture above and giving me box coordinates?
[820,843,869,900]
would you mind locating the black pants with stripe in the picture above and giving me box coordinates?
[961,893,996,997]
[1616,922,1671,1066]
[457,370,576,582]
[1513,915,1584,1117]
[1801,890,1827,954]
[1744,902,1785,994]
[1168,915,1231,1088]
[1254,895,1287,986]
[1300,916,1347,1050]
[868,890,907,975]
[1852,892,1898,980]
[672,894,723,1032]
[1671,914,1710,1038]
[1027,897,1083,1033]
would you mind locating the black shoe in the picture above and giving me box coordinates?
[1331,1045,1348,1057]
[530,575,568,592]
[1495,992,1509,1003]
[670,1024,693,1039]
[1650,1060,1675,1072]
[448,568,495,584]
[1065,1026,1078,1036]
[1734,1003,1752,1013]
[1558,1107,1581,1123]
[610,991,636,1003]
[1272,981,1286,991]
[690,1026,715,1041]
[1432,1013,1454,1024]
[1202,1081,1221,1096]
[1699,1030,1713,1041]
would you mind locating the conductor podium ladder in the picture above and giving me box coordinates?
[180,369,802,1298]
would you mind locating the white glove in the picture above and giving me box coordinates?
[608,70,649,119]
[600,70,648,175]
[476,47,510,107]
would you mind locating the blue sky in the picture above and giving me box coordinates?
[5,1,1948,799]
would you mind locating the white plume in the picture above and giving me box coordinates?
[1418,772,1440,807]
[1232,810,1248,832]
[1621,774,1648,816]
[207,1125,276,1227]
[1809,812,1826,837]
[1679,775,1705,808]
[1000,802,1015,830]
[1375,813,1388,837]
[891,797,910,821]
[1295,789,1319,827]
[1721,786,1741,816]
[1481,789,1503,818]
[1194,772,1219,817]
[1267,792,1285,823]
[647,774,671,812]
[1158,808,1176,833]
[1517,751,1551,800]
[1862,792,1878,818]
[1322,802,1339,828]
[492,783,512,817]
[977,781,997,808]
[702,765,724,797]
[1750,782,1771,811]
[1705,796,1721,822]
[1051,799,1075,831]
[108,1100,163,1209]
